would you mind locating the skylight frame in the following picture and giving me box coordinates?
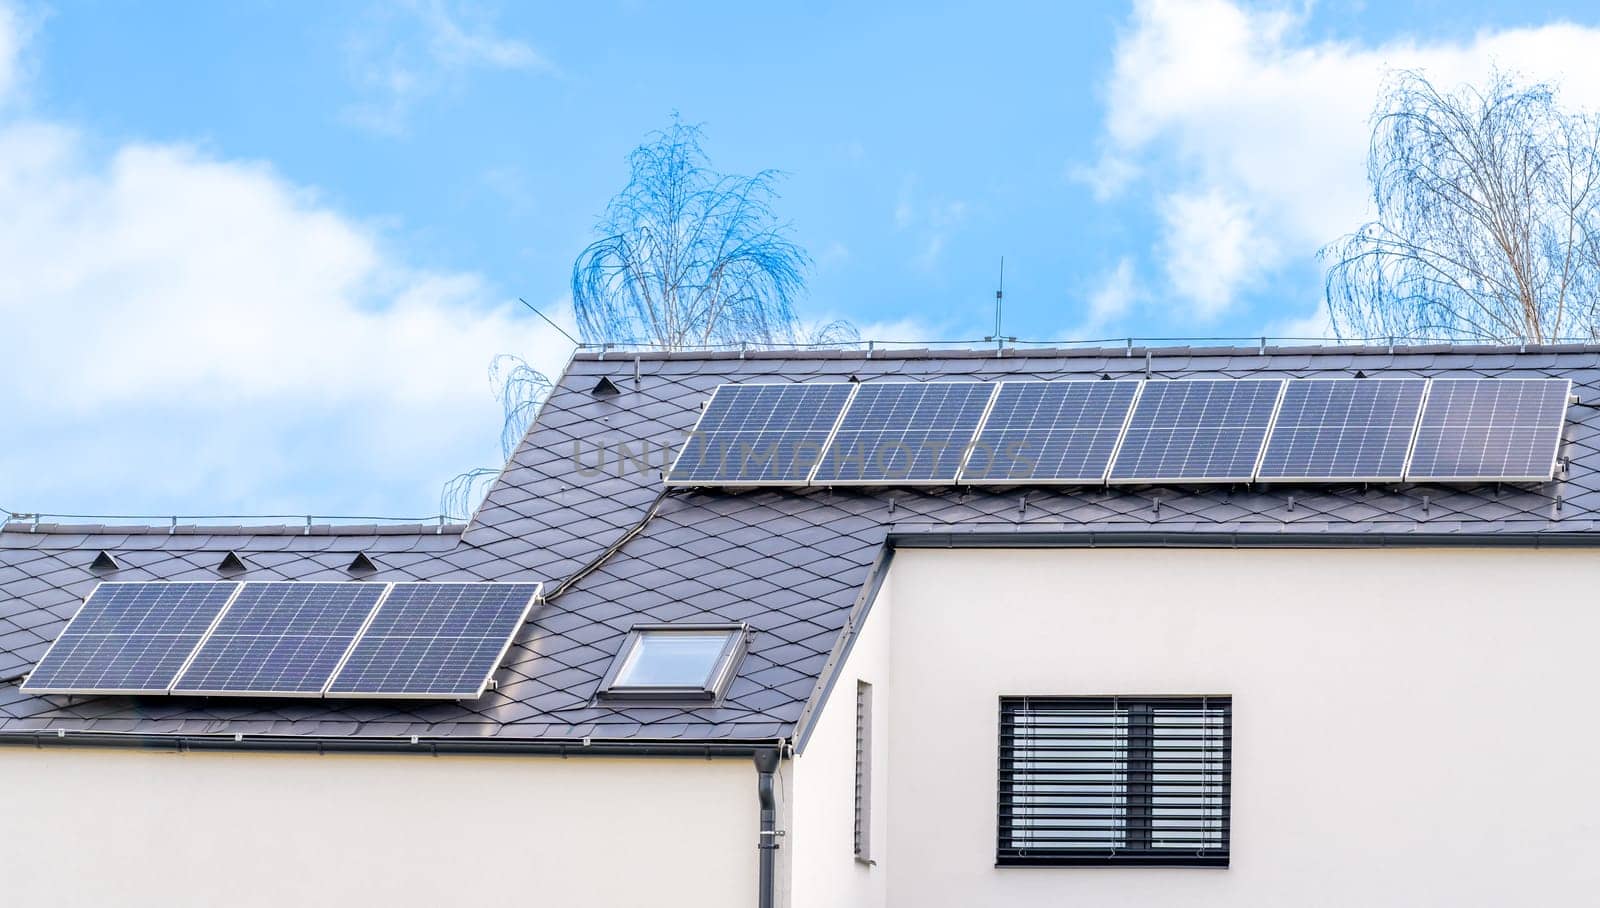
[596,623,749,702]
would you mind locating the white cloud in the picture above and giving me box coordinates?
[854,317,941,347]
[1068,154,1138,202]
[0,7,573,517]
[417,0,544,69]
[345,0,550,135]
[1090,0,1600,323]
[816,240,850,268]
[0,0,27,106]
[1267,304,1333,341]
[1159,188,1259,318]
[914,234,947,272]
[893,177,968,271]
[1078,256,1139,337]
[892,178,915,229]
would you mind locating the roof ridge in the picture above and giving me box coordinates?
[0,522,465,537]
[575,342,1600,362]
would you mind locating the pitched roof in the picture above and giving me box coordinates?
[5,343,1600,747]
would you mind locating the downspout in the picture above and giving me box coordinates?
[754,747,781,908]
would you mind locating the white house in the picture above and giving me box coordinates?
[3,344,1595,907]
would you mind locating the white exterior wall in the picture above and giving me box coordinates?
[873,546,1600,907]
[0,748,754,908]
[789,572,891,908]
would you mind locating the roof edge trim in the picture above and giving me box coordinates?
[0,730,773,758]
[887,529,1600,549]
[1,523,466,537]
[791,543,895,756]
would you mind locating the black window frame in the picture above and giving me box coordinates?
[595,623,748,702]
[997,695,1231,868]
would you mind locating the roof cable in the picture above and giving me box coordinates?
[547,487,670,603]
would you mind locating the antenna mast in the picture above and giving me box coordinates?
[995,257,1004,350]
[518,297,581,346]
[984,257,1015,356]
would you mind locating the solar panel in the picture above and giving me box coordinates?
[325,582,541,699]
[1107,379,1285,483]
[960,381,1140,484]
[21,582,241,695]
[667,383,855,485]
[1405,378,1572,482]
[1257,379,1428,482]
[171,582,389,697]
[812,382,996,484]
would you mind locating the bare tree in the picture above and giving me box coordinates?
[439,355,552,521]
[441,117,852,519]
[573,117,855,348]
[1323,71,1600,342]
[484,354,553,458]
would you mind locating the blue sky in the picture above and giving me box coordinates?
[4,0,1600,519]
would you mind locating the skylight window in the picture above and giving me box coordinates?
[598,624,747,700]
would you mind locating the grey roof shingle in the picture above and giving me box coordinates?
[5,343,1600,744]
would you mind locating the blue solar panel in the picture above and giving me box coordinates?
[812,382,996,484]
[667,383,855,485]
[171,582,388,696]
[961,381,1139,483]
[1257,379,1428,482]
[1406,379,1571,482]
[326,582,541,698]
[22,582,240,695]
[1108,380,1285,483]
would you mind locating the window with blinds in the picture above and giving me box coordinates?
[998,696,1231,867]
[854,680,873,862]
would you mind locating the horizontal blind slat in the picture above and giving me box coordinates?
[998,695,1231,867]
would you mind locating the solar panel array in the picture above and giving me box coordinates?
[668,377,1572,487]
[23,580,543,700]
[1107,380,1285,484]
[667,383,855,485]
[1257,379,1428,482]
[326,583,540,699]
[24,582,241,695]
[812,382,996,484]
[961,381,1140,483]
[172,582,389,696]
[1407,379,1573,482]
